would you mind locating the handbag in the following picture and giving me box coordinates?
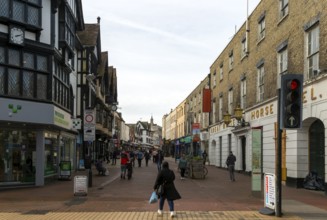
[156,182,165,196]
[149,191,158,204]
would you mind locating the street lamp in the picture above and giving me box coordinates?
[223,105,249,127]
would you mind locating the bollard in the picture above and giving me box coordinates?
[88,168,92,187]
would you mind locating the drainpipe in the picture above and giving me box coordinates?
[246,0,249,55]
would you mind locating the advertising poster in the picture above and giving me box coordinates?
[264,173,276,210]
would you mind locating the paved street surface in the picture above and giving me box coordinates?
[0,157,326,220]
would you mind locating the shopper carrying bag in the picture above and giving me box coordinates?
[153,161,181,218]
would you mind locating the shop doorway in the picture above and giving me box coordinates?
[240,136,246,172]
[309,120,325,182]
[219,136,222,167]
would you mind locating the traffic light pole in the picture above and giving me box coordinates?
[276,89,282,217]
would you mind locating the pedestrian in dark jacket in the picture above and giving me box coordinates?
[156,150,164,172]
[226,151,236,181]
[144,151,150,166]
[153,161,181,218]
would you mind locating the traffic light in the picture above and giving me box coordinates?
[280,74,303,129]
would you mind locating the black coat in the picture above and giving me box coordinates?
[154,168,181,201]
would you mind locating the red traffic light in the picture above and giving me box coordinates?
[280,74,303,129]
[288,79,300,90]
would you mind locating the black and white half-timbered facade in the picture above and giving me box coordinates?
[0,0,84,186]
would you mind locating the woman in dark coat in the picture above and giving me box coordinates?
[153,161,181,218]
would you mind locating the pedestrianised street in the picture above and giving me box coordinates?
[0,157,326,219]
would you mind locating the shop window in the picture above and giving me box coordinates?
[44,135,58,176]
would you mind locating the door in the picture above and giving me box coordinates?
[241,136,246,172]
[309,120,325,181]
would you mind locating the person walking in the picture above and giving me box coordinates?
[144,151,150,166]
[156,150,164,172]
[112,150,117,165]
[105,151,110,164]
[153,161,181,218]
[120,151,129,179]
[137,150,144,167]
[226,151,236,181]
[202,150,208,165]
[178,154,188,180]
[129,150,135,167]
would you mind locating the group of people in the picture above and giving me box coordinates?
[119,149,155,179]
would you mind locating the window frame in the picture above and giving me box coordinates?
[228,89,234,115]
[0,46,49,100]
[219,64,223,81]
[229,52,234,70]
[0,0,42,28]
[258,16,266,41]
[241,37,247,58]
[219,96,223,121]
[240,78,247,109]
[278,48,288,75]
[257,65,265,103]
[306,25,320,79]
[213,70,217,87]
[279,0,289,19]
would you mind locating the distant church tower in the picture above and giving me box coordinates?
[150,115,154,126]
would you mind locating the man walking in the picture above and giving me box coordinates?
[226,151,236,181]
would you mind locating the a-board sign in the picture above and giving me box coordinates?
[74,175,88,196]
[264,173,276,210]
[59,161,71,178]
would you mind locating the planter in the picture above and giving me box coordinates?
[189,159,204,179]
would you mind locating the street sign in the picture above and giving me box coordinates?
[84,109,95,141]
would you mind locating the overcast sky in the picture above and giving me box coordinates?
[82,0,261,126]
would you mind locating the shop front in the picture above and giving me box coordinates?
[0,98,77,187]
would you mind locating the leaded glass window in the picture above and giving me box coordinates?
[0,47,5,64]
[27,5,39,26]
[8,68,20,95]
[8,49,20,66]
[27,0,40,6]
[23,52,34,69]
[0,46,49,100]
[37,55,47,71]
[23,71,34,98]
[1,0,41,27]
[13,0,25,23]
[0,0,9,17]
[0,67,4,94]
[37,74,47,99]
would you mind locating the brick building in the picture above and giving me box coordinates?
[209,0,327,192]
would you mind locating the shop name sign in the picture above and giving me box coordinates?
[250,104,274,120]
[54,107,71,129]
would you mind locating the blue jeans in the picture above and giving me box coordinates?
[228,165,235,181]
[159,196,174,211]
[157,162,162,171]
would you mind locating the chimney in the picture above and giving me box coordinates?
[97,16,101,24]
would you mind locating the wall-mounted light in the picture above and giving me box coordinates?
[223,105,249,127]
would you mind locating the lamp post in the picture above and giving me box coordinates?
[84,73,97,188]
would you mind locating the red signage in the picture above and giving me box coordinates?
[202,88,211,112]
